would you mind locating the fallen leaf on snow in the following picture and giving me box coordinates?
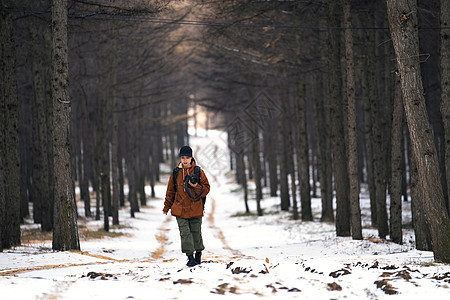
[327,282,342,291]
[173,279,193,284]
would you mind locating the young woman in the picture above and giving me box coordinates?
[163,146,210,266]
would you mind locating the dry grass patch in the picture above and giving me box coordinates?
[21,221,131,244]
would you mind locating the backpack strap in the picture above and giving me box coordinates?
[185,166,203,200]
[195,166,206,209]
[194,166,200,177]
[173,167,179,192]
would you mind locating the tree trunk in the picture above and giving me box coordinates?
[247,89,263,217]
[401,125,408,203]
[296,82,312,221]
[102,173,110,232]
[94,97,103,221]
[286,96,299,221]
[327,0,350,236]
[80,96,91,217]
[111,107,120,224]
[1,7,21,248]
[80,139,91,217]
[386,0,450,262]
[0,83,3,250]
[118,150,125,207]
[266,120,278,197]
[137,96,146,208]
[362,48,377,227]
[110,29,120,225]
[409,146,432,251]
[390,73,403,244]
[127,108,139,217]
[233,116,249,213]
[369,22,389,239]
[343,0,362,240]
[365,5,389,236]
[0,110,3,250]
[279,104,290,212]
[441,0,450,214]
[313,73,334,222]
[35,14,53,231]
[30,20,43,226]
[51,0,80,251]
[411,166,433,251]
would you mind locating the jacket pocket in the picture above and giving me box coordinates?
[190,200,203,217]
[171,201,182,216]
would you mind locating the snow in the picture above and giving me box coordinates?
[1,129,449,299]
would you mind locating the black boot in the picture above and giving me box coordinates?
[194,251,202,265]
[186,254,196,267]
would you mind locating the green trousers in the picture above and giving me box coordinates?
[176,217,204,256]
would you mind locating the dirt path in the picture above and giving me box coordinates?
[149,174,244,264]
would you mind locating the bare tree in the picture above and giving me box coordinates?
[343,0,362,240]
[30,13,53,231]
[390,73,403,244]
[386,0,450,262]
[366,2,388,239]
[327,0,350,236]
[312,72,333,223]
[441,0,450,214]
[296,81,312,221]
[51,0,80,251]
[1,5,21,249]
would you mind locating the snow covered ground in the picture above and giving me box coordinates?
[1,129,449,299]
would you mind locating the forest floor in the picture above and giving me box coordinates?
[1,129,450,299]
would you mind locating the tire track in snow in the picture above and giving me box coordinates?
[193,143,245,260]
[150,215,172,260]
[206,192,243,258]
[0,260,114,277]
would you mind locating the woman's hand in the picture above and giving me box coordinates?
[188,181,198,188]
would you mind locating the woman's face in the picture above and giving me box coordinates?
[180,156,191,167]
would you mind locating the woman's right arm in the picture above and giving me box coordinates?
[163,173,176,214]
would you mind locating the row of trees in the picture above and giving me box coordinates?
[194,0,450,261]
[1,0,191,250]
[1,0,449,262]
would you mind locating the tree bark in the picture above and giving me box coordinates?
[102,173,110,232]
[313,73,334,222]
[118,141,125,207]
[110,29,120,225]
[343,0,362,240]
[31,18,52,230]
[327,0,350,236]
[80,96,91,217]
[266,120,278,197]
[51,0,80,251]
[441,0,450,214]
[296,82,312,221]
[232,114,249,213]
[286,96,299,220]
[0,9,6,251]
[279,102,290,212]
[366,5,389,238]
[362,46,377,227]
[247,89,263,217]
[386,0,450,262]
[390,73,404,244]
[1,6,21,248]
[409,146,432,251]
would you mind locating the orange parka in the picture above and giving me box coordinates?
[163,161,210,219]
